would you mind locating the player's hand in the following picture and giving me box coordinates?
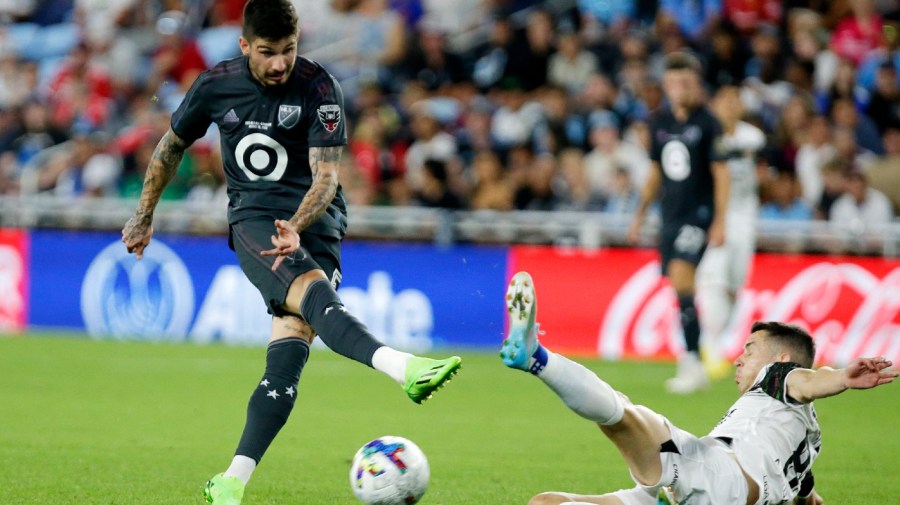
[708,218,725,247]
[796,489,824,504]
[627,217,642,245]
[261,219,300,271]
[842,357,897,390]
[122,215,153,260]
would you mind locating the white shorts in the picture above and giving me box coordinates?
[612,419,749,505]
[697,226,754,293]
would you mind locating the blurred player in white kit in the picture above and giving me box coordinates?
[697,85,766,378]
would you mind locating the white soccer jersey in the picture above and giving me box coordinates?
[707,363,821,504]
[722,120,765,217]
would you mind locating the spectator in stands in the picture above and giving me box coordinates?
[490,78,544,150]
[771,92,816,173]
[701,22,748,88]
[404,100,458,193]
[455,95,495,166]
[354,0,407,90]
[399,20,467,91]
[865,60,900,135]
[514,152,559,211]
[724,0,782,35]
[759,171,814,221]
[818,58,869,115]
[469,150,514,211]
[604,165,640,216]
[583,109,643,205]
[413,158,464,209]
[788,21,838,95]
[513,9,554,92]
[796,115,836,208]
[6,100,68,171]
[866,124,900,214]
[830,0,885,66]
[831,97,884,155]
[814,158,847,220]
[744,23,782,81]
[147,10,208,101]
[829,168,894,230]
[555,147,599,211]
[547,27,598,96]
[534,85,586,154]
[832,125,878,172]
[47,41,114,131]
[658,0,722,42]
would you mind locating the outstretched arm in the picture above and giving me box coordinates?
[786,357,897,404]
[121,128,190,259]
[261,146,342,270]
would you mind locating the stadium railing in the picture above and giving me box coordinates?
[0,195,897,257]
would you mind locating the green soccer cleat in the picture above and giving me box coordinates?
[203,473,244,505]
[500,271,541,372]
[403,356,462,404]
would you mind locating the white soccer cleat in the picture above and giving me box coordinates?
[500,271,542,373]
[665,353,709,394]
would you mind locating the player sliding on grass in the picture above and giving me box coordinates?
[121,1,460,503]
[500,271,897,505]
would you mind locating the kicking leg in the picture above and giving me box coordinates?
[285,270,461,404]
[502,273,673,488]
[529,487,659,505]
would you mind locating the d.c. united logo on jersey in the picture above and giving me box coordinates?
[317,104,342,133]
[278,104,301,129]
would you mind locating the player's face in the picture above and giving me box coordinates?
[240,35,298,87]
[662,68,698,109]
[733,331,779,393]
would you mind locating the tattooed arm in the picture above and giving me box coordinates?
[291,145,343,232]
[121,128,191,259]
[261,145,343,271]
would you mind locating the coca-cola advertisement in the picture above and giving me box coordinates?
[509,246,900,366]
[0,228,29,332]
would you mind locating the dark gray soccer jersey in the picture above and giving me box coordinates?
[649,106,725,226]
[171,55,348,237]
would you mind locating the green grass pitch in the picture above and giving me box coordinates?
[1,335,898,504]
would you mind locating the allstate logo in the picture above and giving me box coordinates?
[80,240,194,340]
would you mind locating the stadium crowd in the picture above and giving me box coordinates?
[1,0,900,232]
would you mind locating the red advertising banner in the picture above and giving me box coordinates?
[0,228,28,332]
[509,246,900,366]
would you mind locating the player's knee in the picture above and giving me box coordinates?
[528,492,573,505]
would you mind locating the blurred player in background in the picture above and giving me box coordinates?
[501,271,897,505]
[121,1,461,504]
[628,52,730,394]
[696,85,766,380]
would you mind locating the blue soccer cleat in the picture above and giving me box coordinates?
[500,271,544,373]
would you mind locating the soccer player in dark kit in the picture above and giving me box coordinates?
[121,1,462,503]
[628,51,730,395]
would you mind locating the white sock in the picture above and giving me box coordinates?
[371,346,413,385]
[224,455,257,485]
[536,350,624,425]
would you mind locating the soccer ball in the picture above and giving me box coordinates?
[349,435,430,505]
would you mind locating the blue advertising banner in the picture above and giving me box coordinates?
[27,230,509,350]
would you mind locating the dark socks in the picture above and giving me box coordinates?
[300,279,383,367]
[235,337,309,463]
[678,294,701,354]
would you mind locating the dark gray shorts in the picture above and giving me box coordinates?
[229,218,342,316]
[659,221,710,275]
